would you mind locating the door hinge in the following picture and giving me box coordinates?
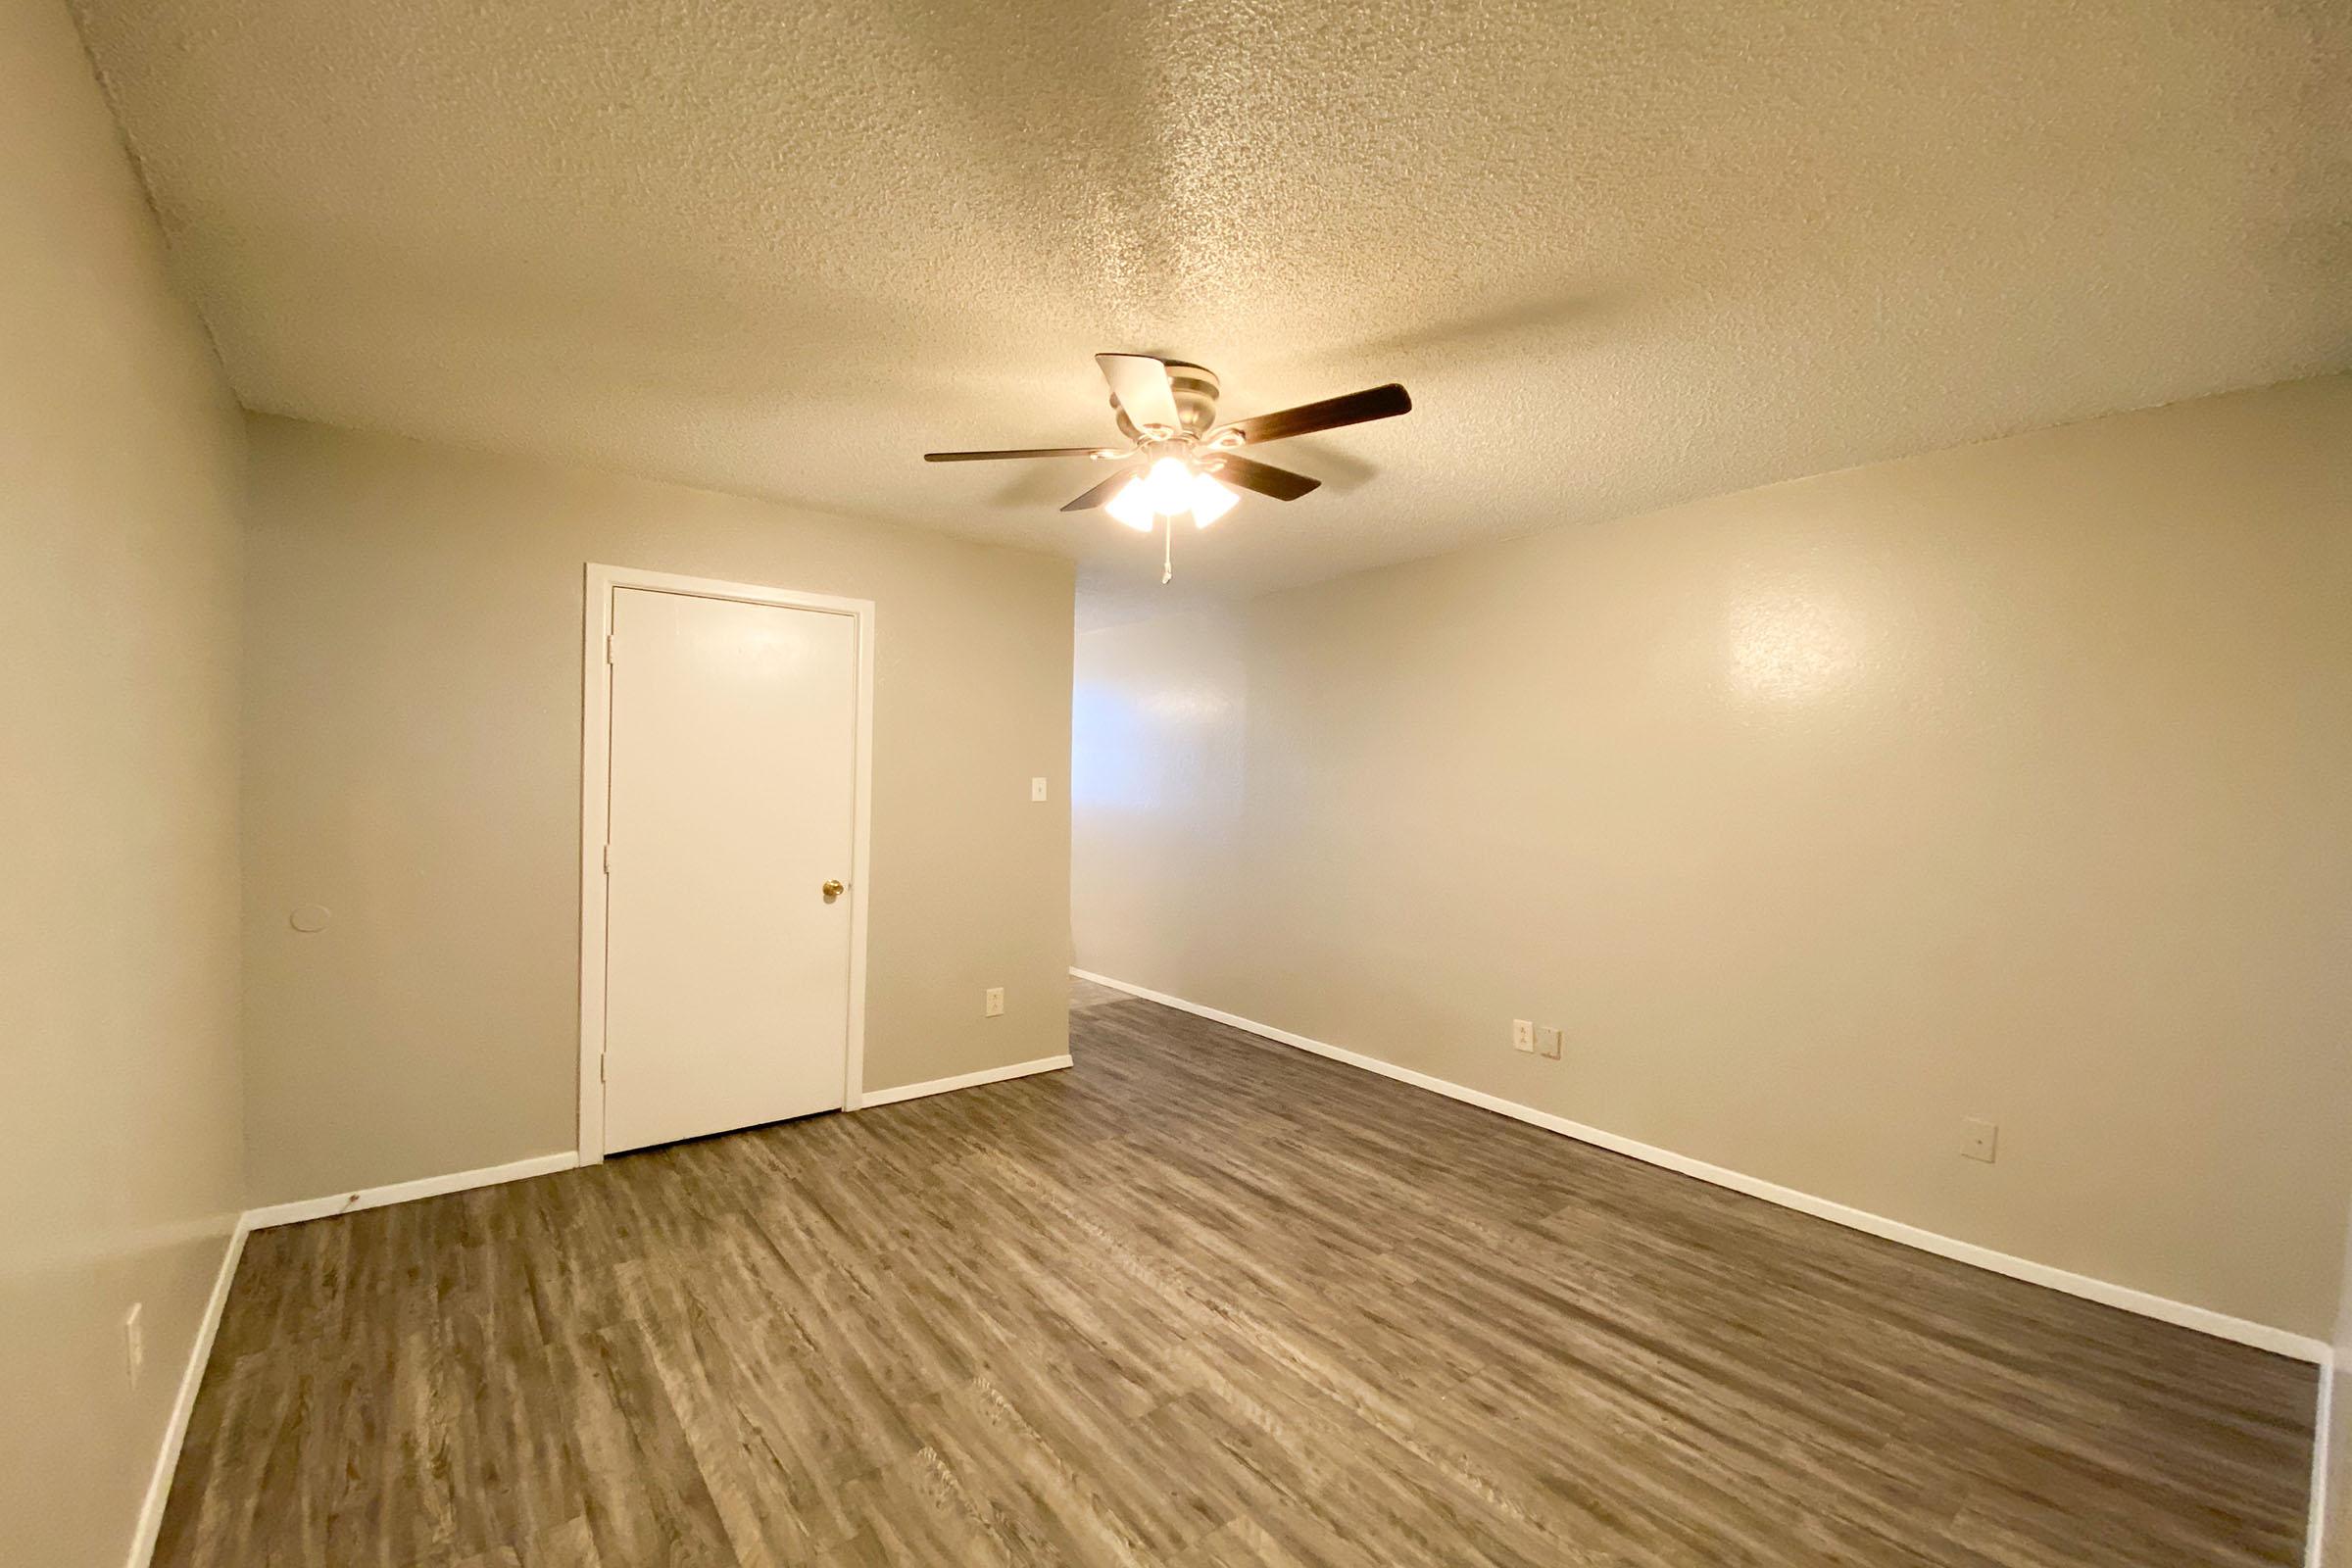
[599,1053,607,1083]
[602,843,611,875]
[605,633,616,665]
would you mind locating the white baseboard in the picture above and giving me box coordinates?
[243,1151,580,1232]
[1070,968,2330,1364]
[125,1213,248,1568]
[243,1055,1080,1228]
[2312,1364,2335,1568]
[860,1054,1073,1108]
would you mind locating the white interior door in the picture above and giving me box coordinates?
[601,586,858,1153]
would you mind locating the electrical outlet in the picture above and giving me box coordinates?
[123,1302,144,1388]
[1539,1026,1564,1060]
[1961,1117,1999,1163]
[984,987,1004,1018]
[1511,1019,1535,1053]
[1030,777,1048,802]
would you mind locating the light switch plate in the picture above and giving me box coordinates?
[984,987,1004,1017]
[1539,1026,1564,1060]
[1030,777,1048,802]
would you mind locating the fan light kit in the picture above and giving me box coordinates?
[925,354,1412,583]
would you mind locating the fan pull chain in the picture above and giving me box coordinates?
[1161,516,1174,584]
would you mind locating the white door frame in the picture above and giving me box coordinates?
[577,562,876,1163]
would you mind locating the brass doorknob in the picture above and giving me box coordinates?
[821,879,845,900]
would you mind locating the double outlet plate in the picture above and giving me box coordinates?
[1511,1019,1563,1059]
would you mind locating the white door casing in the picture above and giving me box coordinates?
[579,564,875,1159]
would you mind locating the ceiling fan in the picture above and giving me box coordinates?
[924,355,1412,582]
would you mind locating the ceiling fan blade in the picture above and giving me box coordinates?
[1059,466,1139,513]
[924,446,1102,463]
[1226,382,1412,446]
[1096,353,1182,432]
[1211,454,1321,502]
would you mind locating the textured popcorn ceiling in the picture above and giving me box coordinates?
[75,0,2352,624]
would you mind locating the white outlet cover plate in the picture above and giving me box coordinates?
[1961,1117,1999,1162]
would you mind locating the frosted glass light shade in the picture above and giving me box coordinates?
[1104,477,1155,531]
[1189,474,1238,525]
[1144,456,1195,514]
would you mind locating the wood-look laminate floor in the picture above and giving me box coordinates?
[158,992,2317,1568]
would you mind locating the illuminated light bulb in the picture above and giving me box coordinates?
[1188,473,1238,526]
[1104,476,1154,532]
[1144,455,1195,514]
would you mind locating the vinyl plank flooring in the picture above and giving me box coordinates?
[157,992,2318,1567]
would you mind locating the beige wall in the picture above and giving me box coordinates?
[1075,376,2352,1339]
[1072,610,1250,997]
[240,416,1073,1204]
[0,2,248,1562]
